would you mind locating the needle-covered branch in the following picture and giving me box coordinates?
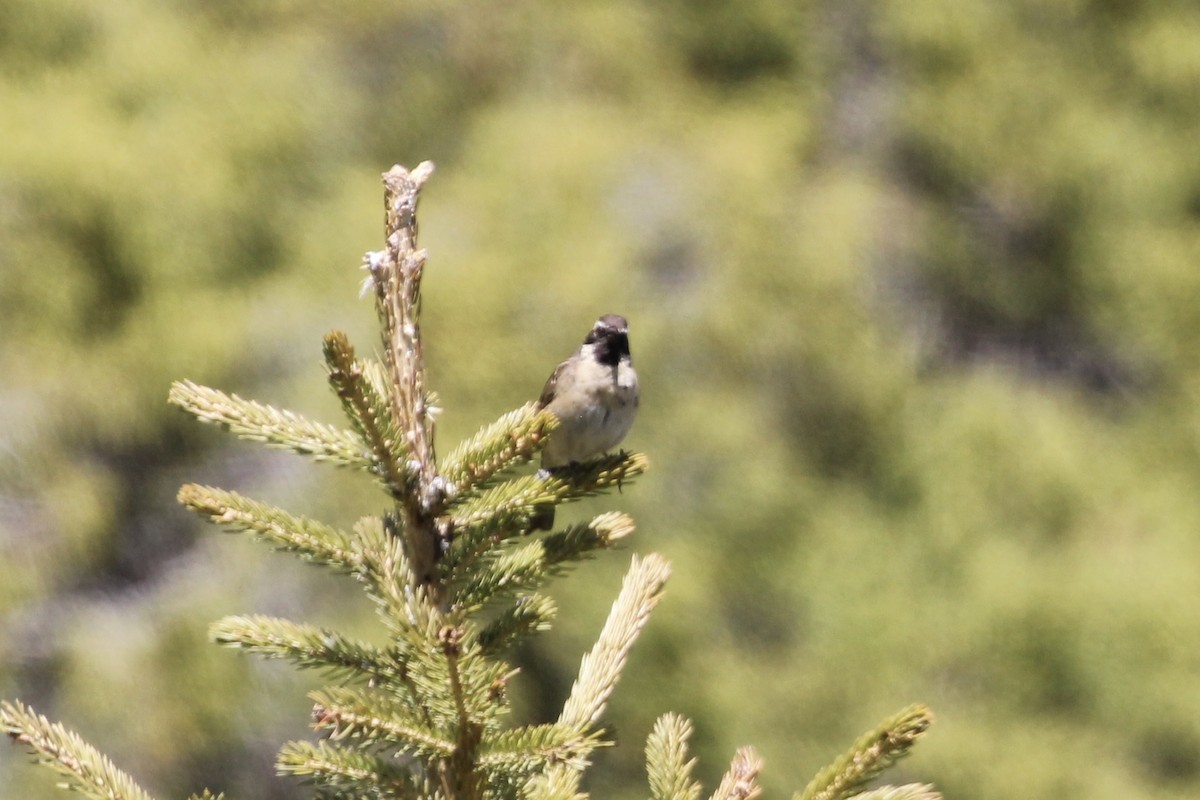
[524,764,587,800]
[363,162,444,588]
[210,614,399,682]
[169,380,370,468]
[310,687,455,760]
[351,514,426,630]
[323,331,415,498]
[1,701,159,800]
[796,705,933,800]
[449,513,635,610]
[844,786,941,800]
[475,593,558,656]
[478,723,604,775]
[710,747,764,800]
[646,713,702,800]
[441,403,557,495]
[559,554,671,733]
[178,484,360,572]
[447,452,647,535]
[276,740,422,797]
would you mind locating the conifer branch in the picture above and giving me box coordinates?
[438,625,485,798]
[448,452,647,533]
[846,785,940,800]
[476,594,558,656]
[310,687,454,759]
[323,331,415,498]
[277,740,419,796]
[1,700,159,800]
[307,622,503,741]
[524,765,586,800]
[364,162,443,590]
[541,511,635,563]
[210,614,397,681]
[375,162,438,493]
[796,706,933,800]
[646,713,702,800]
[441,404,557,497]
[542,450,649,500]
[353,515,427,631]
[438,508,533,579]
[450,513,635,611]
[178,484,360,571]
[439,456,644,583]
[710,747,764,800]
[558,553,671,732]
[445,477,554,532]
[478,724,601,772]
[349,566,471,737]
[454,540,546,611]
[433,642,510,727]
[169,380,370,468]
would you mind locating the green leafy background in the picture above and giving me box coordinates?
[3,2,1200,799]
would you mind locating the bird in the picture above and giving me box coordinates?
[531,313,639,529]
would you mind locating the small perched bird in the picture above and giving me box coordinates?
[532,313,639,528]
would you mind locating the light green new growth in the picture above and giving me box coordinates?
[797,705,933,800]
[453,512,636,610]
[323,330,414,497]
[524,761,588,800]
[169,379,370,469]
[0,700,158,800]
[476,593,558,655]
[178,484,360,572]
[477,723,602,772]
[559,554,671,732]
[277,739,422,794]
[846,785,940,800]
[308,686,457,759]
[646,714,702,800]
[447,452,648,533]
[4,162,938,800]
[711,747,765,800]
[210,614,396,680]
[442,402,558,494]
[638,726,765,800]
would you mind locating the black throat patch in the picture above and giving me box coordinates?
[593,332,630,367]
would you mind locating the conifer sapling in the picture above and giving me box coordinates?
[3,162,939,800]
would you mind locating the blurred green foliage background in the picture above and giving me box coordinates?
[3,1,1200,798]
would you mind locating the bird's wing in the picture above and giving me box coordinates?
[537,354,575,409]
